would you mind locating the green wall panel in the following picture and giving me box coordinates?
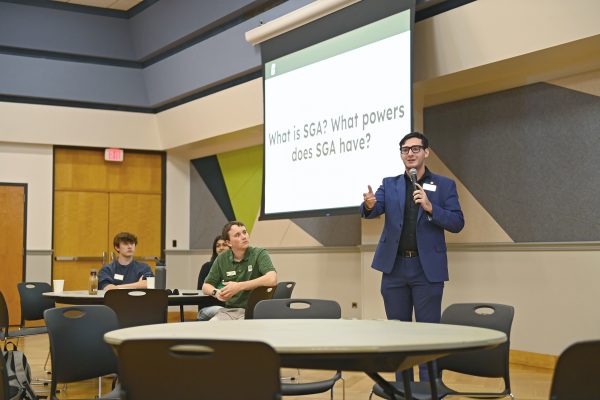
[217,145,263,234]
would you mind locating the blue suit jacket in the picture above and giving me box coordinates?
[361,172,464,282]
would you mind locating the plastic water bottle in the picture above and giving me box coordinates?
[155,259,167,290]
[88,269,98,295]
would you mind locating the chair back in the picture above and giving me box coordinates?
[104,289,168,328]
[438,303,514,381]
[244,286,275,319]
[44,305,119,397]
[16,282,55,326]
[0,338,11,400]
[272,281,296,299]
[550,340,600,399]
[0,292,9,342]
[254,299,341,320]
[117,339,282,400]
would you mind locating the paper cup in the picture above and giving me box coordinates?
[146,277,155,289]
[53,279,64,293]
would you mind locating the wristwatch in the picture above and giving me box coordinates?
[211,289,218,297]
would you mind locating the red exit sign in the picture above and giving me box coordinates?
[105,148,124,162]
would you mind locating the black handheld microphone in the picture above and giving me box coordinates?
[409,168,418,191]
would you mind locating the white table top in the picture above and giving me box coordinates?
[43,289,205,299]
[104,319,506,354]
[43,290,107,299]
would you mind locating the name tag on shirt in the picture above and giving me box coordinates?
[226,271,236,277]
[248,265,253,272]
[114,273,124,281]
[423,183,437,192]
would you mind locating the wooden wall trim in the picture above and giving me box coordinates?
[510,349,557,370]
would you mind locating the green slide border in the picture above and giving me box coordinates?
[264,9,410,80]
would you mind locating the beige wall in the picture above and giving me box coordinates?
[0,103,161,149]
[1,0,599,354]
[0,143,53,281]
[0,143,52,249]
[157,79,263,149]
[414,0,600,84]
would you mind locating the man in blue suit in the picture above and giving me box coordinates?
[361,131,464,381]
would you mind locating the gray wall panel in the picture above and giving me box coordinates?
[293,214,361,247]
[129,0,257,59]
[0,54,148,106]
[0,0,312,107]
[141,0,312,105]
[424,82,600,242]
[142,22,259,105]
[190,164,229,249]
[0,3,134,59]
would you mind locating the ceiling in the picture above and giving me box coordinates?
[51,0,143,11]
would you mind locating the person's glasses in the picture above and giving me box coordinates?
[400,145,425,154]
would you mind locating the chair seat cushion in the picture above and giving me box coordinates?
[372,380,453,400]
[282,371,341,395]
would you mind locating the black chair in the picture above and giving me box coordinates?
[371,303,515,400]
[244,286,275,319]
[16,282,56,372]
[16,283,55,330]
[44,305,121,400]
[1,342,13,400]
[549,340,600,399]
[254,298,345,399]
[272,281,296,299]
[117,338,282,400]
[0,291,18,347]
[104,289,168,328]
[1,290,49,349]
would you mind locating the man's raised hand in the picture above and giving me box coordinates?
[363,185,376,210]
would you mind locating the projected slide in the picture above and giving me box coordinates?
[263,10,412,218]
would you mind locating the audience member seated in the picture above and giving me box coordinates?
[201,221,277,320]
[99,232,153,291]
[196,235,229,320]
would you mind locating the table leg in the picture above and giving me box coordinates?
[179,305,185,321]
[426,361,438,400]
[401,369,413,400]
[366,372,411,400]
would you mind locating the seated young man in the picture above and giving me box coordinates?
[98,232,154,291]
[202,221,277,320]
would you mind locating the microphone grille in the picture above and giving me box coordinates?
[409,168,417,176]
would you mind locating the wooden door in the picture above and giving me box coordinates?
[53,191,109,290]
[53,148,163,289]
[109,193,162,267]
[0,184,26,324]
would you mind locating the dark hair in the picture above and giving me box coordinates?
[210,235,224,262]
[399,131,429,149]
[222,221,246,241]
[113,232,137,250]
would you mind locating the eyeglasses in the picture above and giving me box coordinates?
[400,145,425,154]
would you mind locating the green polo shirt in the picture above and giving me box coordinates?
[205,246,276,308]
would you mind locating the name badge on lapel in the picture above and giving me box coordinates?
[226,271,236,277]
[114,273,124,281]
[423,183,437,192]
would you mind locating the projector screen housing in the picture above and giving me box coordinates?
[261,0,414,220]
